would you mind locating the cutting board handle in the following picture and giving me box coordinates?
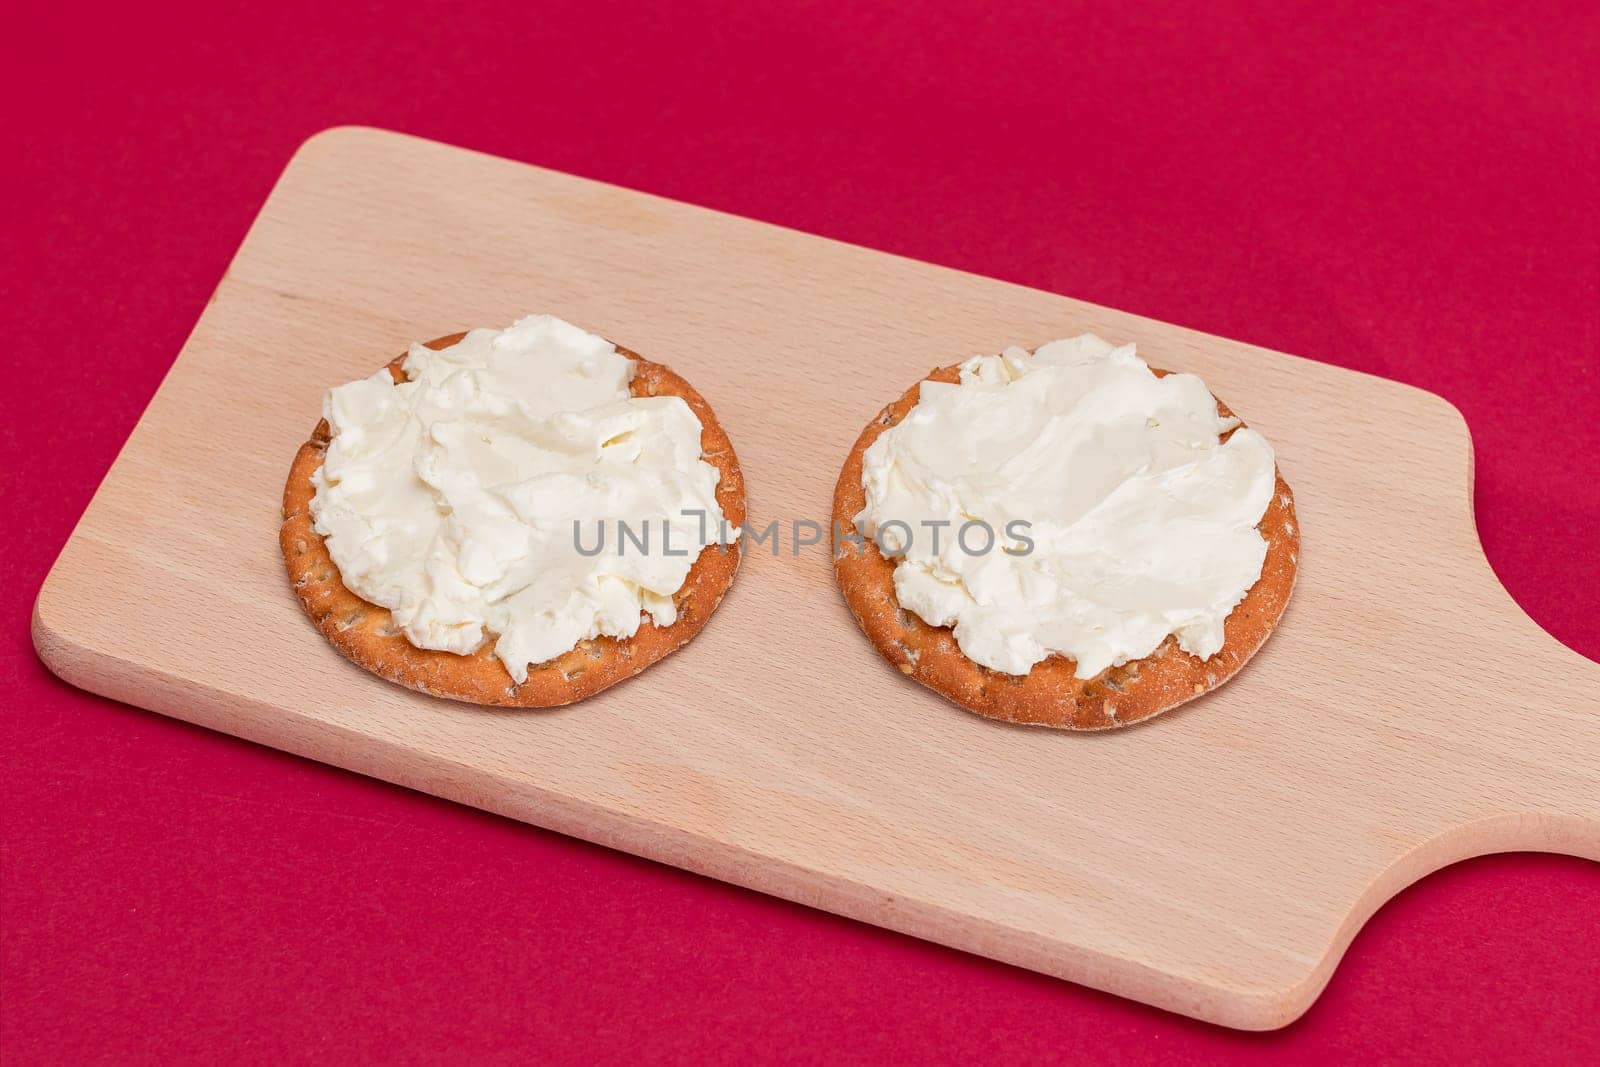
[1412,490,1600,858]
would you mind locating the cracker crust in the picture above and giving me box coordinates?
[832,362,1299,730]
[281,333,746,707]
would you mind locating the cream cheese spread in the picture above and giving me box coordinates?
[309,315,736,682]
[856,334,1276,679]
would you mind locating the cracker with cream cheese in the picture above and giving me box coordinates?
[832,356,1298,730]
[281,333,746,707]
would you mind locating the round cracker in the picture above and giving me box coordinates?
[281,333,746,707]
[832,362,1299,730]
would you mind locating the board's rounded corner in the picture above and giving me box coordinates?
[1406,382,1475,476]
[288,125,395,168]
[1186,965,1326,1032]
[31,573,87,687]
[1427,387,1472,455]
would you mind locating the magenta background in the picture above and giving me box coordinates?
[5,3,1598,1062]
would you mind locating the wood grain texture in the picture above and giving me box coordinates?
[32,127,1600,1030]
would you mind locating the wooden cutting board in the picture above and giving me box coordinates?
[33,127,1599,1030]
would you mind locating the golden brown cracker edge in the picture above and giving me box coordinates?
[281,333,747,707]
[832,363,1299,730]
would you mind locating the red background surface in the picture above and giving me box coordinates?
[5,2,1598,1062]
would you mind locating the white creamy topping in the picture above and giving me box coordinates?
[856,334,1276,679]
[309,315,736,682]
